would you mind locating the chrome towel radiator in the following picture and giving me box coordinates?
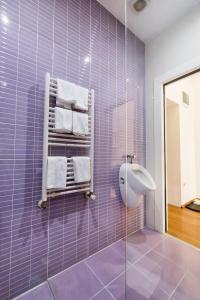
[38,73,95,208]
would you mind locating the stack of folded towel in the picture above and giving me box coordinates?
[55,107,72,133]
[54,108,89,136]
[56,78,89,111]
[56,79,76,108]
[47,156,91,189]
[47,157,67,189]
[74,86,89,111]
[72,156,91,183]
[55,78,90,135]
[73,111,88,136]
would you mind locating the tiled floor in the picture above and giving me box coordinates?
[15,228,200,300]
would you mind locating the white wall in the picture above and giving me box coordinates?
[165,100,181,207]
[193,79,200,196]
[180,101,196,203]
[145,5,200,228]
[165,75,200,206]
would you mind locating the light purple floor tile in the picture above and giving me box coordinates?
[15,282,53,300]
[125,228,165,263]
[113,240,126,257]
[134,250,184,295]
[108,266,168,300]
[91,289,114,300]
[154,236,200,277]
[48,262,103,300]
[107,270,125,300]
[171,273,200,300]
[125,239,149,264]
[86,241,126,285]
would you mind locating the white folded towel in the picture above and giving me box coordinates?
[73,157,90,183]
[55,107,72,132]
[56,79,76,108]
[73,111,89,136]
[47,156,67,189]
[74,85,89,111]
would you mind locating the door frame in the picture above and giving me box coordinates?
[153,56,200,233]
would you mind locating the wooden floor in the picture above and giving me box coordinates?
[168,204,200,248]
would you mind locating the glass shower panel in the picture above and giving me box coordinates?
[125,0,146,298]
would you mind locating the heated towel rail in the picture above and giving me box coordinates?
[38,73,95,208]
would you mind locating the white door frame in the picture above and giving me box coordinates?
[153,56,200,233]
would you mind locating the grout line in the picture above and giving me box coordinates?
[28,0,39,290]
[104,269,126,289]
[47,0,56,280]
[127,236,167,267]
[85,262,107,298]
[104,287,116,300]
[8,1,21,298]
[89,287,105,300]
[85,261,105,288]
[46,280,56,300]
[85,261,116,300]
[167,273,185,300]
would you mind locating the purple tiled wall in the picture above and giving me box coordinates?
[0,0,145,299]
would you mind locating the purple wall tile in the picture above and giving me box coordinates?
[0,0,145,298]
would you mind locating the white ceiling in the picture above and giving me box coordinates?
[97,0,200,43]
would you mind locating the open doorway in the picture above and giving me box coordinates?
[164,70,200,248]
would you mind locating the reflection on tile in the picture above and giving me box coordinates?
[126,239,149,264]
[134,250,184,295]
[15,282,53,300]
[108,266,168,300]
[86,242,126,285]
[125,228,165,263]
[48,262,103,300]
[172,273,200,300]
[154,236,200,277]
[127,228,165,248]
